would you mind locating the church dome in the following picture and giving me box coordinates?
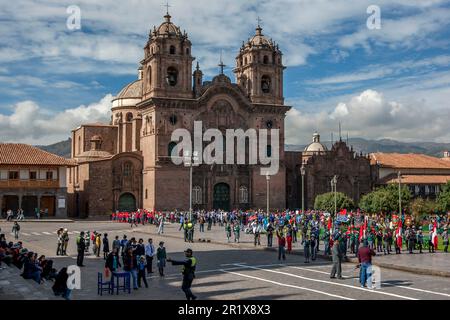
[304,132,327,152]
[154,13,183,38]
[116,79,143,99]
[248,26,274,48]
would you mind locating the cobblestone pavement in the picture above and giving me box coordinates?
[1,220,449,300]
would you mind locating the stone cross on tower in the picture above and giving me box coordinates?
[163,1,171,15]
[257,16,262,27]
[218,51,226,74]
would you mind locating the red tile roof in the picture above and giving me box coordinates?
[370,152,450,169]
[0,143,76,166]
[381,174,450,184]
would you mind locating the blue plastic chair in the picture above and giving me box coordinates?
[111,271,131,295]
[97,272,112,295]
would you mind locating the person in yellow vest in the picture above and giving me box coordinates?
[167,248,197,300]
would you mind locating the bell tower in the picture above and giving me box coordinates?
[141,11,194,99]
[234,22,285,105]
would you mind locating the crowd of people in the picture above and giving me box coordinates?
[0,230,72,299]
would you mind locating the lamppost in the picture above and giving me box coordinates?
[398,171,402,216]
[300,164,306,212]
[266,173,270,214]
[184,150,199,221]
[331,175,338,216]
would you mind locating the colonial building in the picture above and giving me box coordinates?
[0,144,75,217]
[285,133,373,209]
[68,13,290,216]
[370,152,450,198]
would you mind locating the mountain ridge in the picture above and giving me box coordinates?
[36,137,450,159]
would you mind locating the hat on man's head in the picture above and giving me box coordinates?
[185,248,193,254]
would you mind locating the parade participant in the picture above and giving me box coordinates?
[157,214,164,234]
[357,240,376,288]
[266,222,274,247]
[225,222,232,243]
[253,222,262,246]
[137,256,148,288]
[56,228,63,255]
[123,247,138,290]
[76,231,85,267]
[417,228,424,253]
[233,222,240,243]
[61,229,69,256]
[303,234,311,263]
[276,227,286,261]
[286,225,293,254]
[443,227,448,253]
[330,236,343,279]
[12,221,20,240]
[349,226,356,254]
[167,248,197,300]
[428,230,435,253]
[103,233,110,259]
[157,241,167,277]
[376,228,383,253]
[145,238,155,273]
[310,233,317,261]
[323,229,331,256]
[186,220,194,243]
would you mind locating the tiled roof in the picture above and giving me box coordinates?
[370,152,450,169]
[381,174,450,184]
[0,143,76,166]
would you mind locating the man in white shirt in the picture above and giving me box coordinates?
[145,238,155,273]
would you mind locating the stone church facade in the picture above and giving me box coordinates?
[67,13,290,216]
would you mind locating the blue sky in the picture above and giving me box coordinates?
[0,0,450,145]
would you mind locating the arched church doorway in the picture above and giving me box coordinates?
[118,193,136,212]
[213,183,230,211]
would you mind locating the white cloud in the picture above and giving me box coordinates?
[0,94,112,144]
[285,89,450,145]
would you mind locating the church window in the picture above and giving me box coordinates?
[169,114,177,125]
[193,186,202,204]
[145,189,148,199]
[123,162,132,177]
[166,67,178,86]
[266,120,273,129]
[261,75,271,93]
[170,45,176,55]
[147,66,152,87]
[244,57,247,65]
[186,48,190,55]
[263,55,269,64]
[126,112,133,122]
[78,136,81,155]
[266,145,272,157]
[239,186,248,203]
[168,141,177,157]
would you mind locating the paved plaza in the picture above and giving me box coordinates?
[1,220,449,300]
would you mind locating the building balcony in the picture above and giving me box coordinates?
[0,179,60,189]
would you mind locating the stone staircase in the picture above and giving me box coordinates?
[0,265,58,300]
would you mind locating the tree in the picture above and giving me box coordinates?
[314,192,354,213]
[437,181,450,212]
[410,198,438,220]
[359,184,411,214]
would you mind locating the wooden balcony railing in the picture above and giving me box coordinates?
[0,179,60,189]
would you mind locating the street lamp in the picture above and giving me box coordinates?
[184,150,199,221]
[300,164,306,213]
[331,175,338,216]
[266,173,270,214]
[398,171,402,216]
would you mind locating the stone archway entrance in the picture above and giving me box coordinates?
[213,183,230,211]
[118,193,136,212]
